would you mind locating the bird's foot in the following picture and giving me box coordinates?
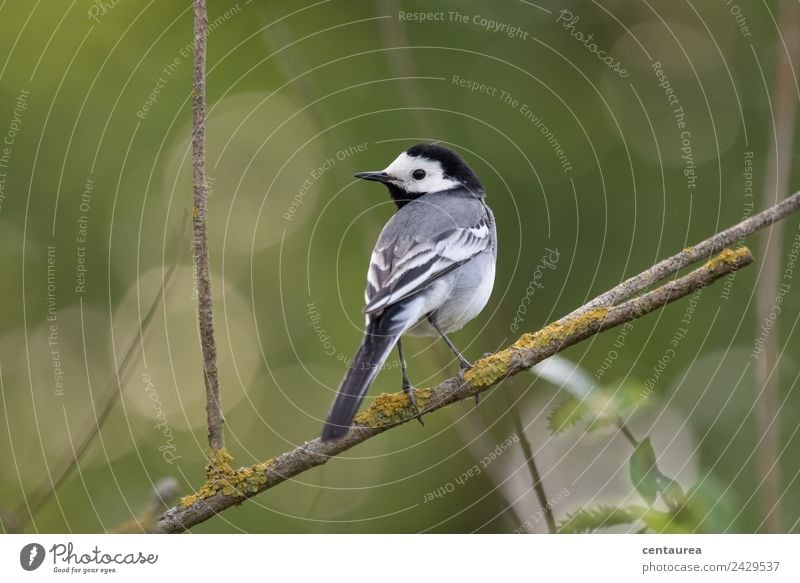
[455,357,481,408]
[455,364,480,407]
[403,381,425,426]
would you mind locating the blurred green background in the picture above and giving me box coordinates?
[0,0,798,533]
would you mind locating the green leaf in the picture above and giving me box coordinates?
[612,379,649,412]
[547,397,588,435]
[660,477,686,510]
[585,414,616,434]
[557,505,646,533]
[629,437,686,507]
[629,438,660,503]
[546,396,588,435]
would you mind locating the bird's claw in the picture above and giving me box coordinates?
[455,361,480,408]
[403,381,425,426]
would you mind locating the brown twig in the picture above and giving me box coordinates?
[754,0,799,533]
[509,407,555,533]
[192,0,224,451]
[376,0,435,134]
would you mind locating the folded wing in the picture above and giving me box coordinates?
[364,218,490,316]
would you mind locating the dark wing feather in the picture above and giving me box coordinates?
[363,217,490,315]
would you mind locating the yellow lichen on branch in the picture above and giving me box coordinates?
[703,246,750,270]
[354,387,433,427]
[179,448,275,507]
[465,308,610,388]
[175,248,755,514]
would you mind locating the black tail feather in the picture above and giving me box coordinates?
[321,322,399,441]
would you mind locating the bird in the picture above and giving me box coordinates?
[321,143,497,441]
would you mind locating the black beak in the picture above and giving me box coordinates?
[354,171,392,184]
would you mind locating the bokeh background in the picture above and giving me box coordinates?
[0,0,799,533]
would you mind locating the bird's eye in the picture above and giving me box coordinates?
[412,169,426,180]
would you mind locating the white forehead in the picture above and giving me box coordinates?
[383,152,443,178]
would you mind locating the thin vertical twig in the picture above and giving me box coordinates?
[446,407,529,529]
[192,0,224,451]
[755,0,799,533]
[376,0,435,135]
[509,407,555,533]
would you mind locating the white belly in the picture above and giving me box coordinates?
[406,254,495,337]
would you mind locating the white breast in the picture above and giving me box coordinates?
[406,251,496,337]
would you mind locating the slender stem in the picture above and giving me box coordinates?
[754,0,798,534]
[192,0,224,451]
[510,407,555,533]
[616,420,640,449]
[376,0,434,135]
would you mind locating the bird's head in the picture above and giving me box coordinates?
[355,143,483,208]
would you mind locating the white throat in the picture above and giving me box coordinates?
[383,152,461,194]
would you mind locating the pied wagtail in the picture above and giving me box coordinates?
[321,143,497,441]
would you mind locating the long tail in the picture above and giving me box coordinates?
[321,318,400,441]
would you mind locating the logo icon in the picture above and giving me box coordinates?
[19,543,46,571]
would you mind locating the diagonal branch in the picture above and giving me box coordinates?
[151,191,800,533]
[192,0,224,451]
[154,246,752,533]
[574,191,800,315]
